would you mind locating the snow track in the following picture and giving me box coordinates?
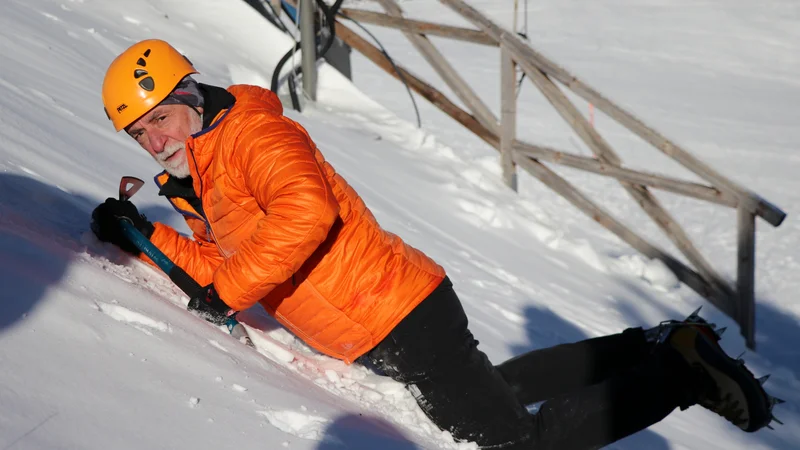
[0,0,798,448]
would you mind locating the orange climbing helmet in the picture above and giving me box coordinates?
[102,39,198,131]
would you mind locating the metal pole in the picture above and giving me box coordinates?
[300,0,317,101]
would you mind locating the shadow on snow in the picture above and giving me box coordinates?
[0,173,172,333]
[316,414,420,450]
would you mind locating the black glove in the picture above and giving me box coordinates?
[91,198,155,255]
[187,284,235,326]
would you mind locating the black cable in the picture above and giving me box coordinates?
[263,0,292,33]
[267,0,302,111]
[287,71,302,111]
[337,11,422,129]
[515,0,530,98]
[317,0,345,61]
[270,0,344,111]
[515,32,528,99]
[254,0,288,32]
[271,41,303,93]
[269,0,422,128]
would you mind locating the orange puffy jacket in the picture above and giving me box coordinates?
[147,85,445,363]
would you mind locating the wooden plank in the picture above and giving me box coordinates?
[338,14,738,321]
[334,21,499,149]
[339,8,498,46]
[338,14,739,213]
[438,0,786,228]
[376,0,500,135]
[517,57,733,300]
[515,155,735,318]
[500,45,518,191]
[737,208,757,349]
[513,142,739,207]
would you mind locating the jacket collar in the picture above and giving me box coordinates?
[157,173,196,198]
[197,84,236,132]
[185,84,236,185]
[153,171,206,220]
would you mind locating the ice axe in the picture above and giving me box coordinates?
[116,176,253,347]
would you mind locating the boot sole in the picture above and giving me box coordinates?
[686,331,771,432]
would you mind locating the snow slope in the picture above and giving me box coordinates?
[0,0,798,449]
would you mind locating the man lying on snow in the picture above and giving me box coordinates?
[91,39,778,449]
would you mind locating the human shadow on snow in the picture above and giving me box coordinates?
[316,414,420,450]
[0,173,173,334]
[506,304,670,450]
[752,301,800,379]
[0,173,91,333]
[579,276,799,449]
[614,276,800,378]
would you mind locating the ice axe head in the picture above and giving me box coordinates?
[119,176,144,202]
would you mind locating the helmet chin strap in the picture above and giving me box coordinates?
[188,104,202,118]
[173,95,202,118]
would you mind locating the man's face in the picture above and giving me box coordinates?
[126,104,203,178]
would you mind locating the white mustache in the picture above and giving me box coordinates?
[157,143,184,163]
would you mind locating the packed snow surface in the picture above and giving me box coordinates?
[1,0,798,449]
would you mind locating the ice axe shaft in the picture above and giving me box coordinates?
[118,220,202,294]
[116,176,253,346]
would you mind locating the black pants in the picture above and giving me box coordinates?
[365,278,700,449]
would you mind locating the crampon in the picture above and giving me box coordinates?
[647,307,785,432]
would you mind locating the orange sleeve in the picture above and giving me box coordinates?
[212,119,340,311]
[142,221,224,287]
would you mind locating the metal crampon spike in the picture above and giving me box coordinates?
[772,416,784,426]
[767,424,775,430]
[758,374,771,385]
[767,394,778,409]
[736,351,746,360]
[715,327,727,338]
[687,306,703,321]
[772,397,787,406]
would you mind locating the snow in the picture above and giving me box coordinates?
[0,0,798,449]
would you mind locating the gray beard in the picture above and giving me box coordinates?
[158,113,202,179]
[160,157,191,179]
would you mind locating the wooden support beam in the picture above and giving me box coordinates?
[515,155,734,318]
[334,20,499,149]
[339,8,498,46]
[375,0,500,135]
[500,45,518,191]
[438,0,786,228]
[337,15,738,322]
[518,57,734,301]
[339,16,732,210]
[737,208,757,349]
[513,142,739,207]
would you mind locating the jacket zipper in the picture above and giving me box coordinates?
[187,142,229,258]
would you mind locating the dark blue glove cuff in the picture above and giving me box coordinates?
[187,284,234,326]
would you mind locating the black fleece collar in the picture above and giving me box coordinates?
[157,174,194,198]
[157,175,207,218]
[198,83,236,129]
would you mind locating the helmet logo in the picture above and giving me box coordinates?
[134,49,155,92]
[117,104,128,113]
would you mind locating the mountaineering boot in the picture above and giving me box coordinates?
[667,325,771,431]
[652,312,774,432]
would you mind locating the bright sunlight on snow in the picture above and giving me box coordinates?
[0,0,798,449]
